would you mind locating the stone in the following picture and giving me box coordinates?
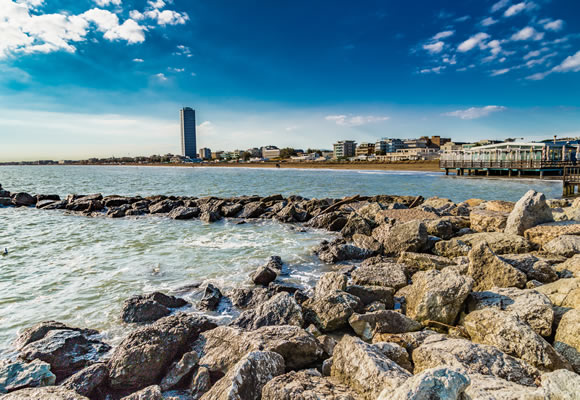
[500,254,559,283]
[377,366,470,400]
[199,284,222,311]
[467,287,554,337]
[352,234,383,254]
[331,335,411,400]
[348,311,422,340]
[307,212,348,231]
[251,265,277,286]
[467,242,527,291]
[351,262,407,290]
[121,292,188,323]
[262,370,357,400]
[463,373,544,400]
[317,334,338,357]
[0,360,55,394]
[314,272,347,298]
[232,292,303,330]
[554,255,580,278]
[200,210,221,223]
[196,325,323,372]
[221,203,243,217]
[380,221,429,256]
[536,278,580,309]
[544,235,580,257]
[505,190,554,236]
[345,285,394,307]
[149,199,181,214]
[464,308,572,372]
[11,192,36,206]
[61,363,107,397]
[433,238,472,258]
[524,221,580,246]
[538,368,580,399]
[239,201,266,218]
[108,313,215,390]
[168,206,200,220]
[160,351,199,391]
[405,269,473,326]
[412,335,539,386]
[315,240,373,263]
[470,209,509,233]
[0,386,89,399]
[341,215,373,239]
[199,351,284,400]
[485,200,515,213]
[424,217,470,240]
[190,366,211,398]
[120,385,163,400]
[554,309,580,373]
[397,252,455,274]
[303,291,362,332]
[372,330,437,353]
[375,208,439,224]
[461,232,534,254]
[372,342,413,372]
[227,287,272,309]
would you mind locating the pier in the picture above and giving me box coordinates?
[563,167,580,197]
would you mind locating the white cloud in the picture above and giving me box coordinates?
[129,10,144,20]
[433,30,454,40]
[455,15,470,22]
[523,50,541,59]
[481,17,498,26]
[423,41,444,54]
[94,0,121,6]
[82,8,146,43]
[168,67,184,72]
[419,66,445,74]
[174,44,192,57]
[154,73,167,81]
[526,71,549,80]
[443,105,506,120]
[491,68,510,76]
[147,0,165,9]
[542,19,564,32]
[511,26,544,41]
[491,0,510,13]
[553,50,580,73]
[132,58,143,62]
[325,115,390,127]
[504,2,526,17]
[457,32,490,52]
[144,9,189,25]
[197,121,215,135]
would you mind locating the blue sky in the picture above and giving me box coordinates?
[1,0,579,161]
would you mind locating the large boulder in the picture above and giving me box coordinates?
[168,206,200,220]
[351,263,407,290]
[303,291,362,332]
[554,309,580,373]
[536,278,580,310]
[413,335,539,386]
[108,313,215,390]
[159,351,199,391]
[232,292,303,330]
[379,221,429,256]
[120,385,163,400]
[0,360,55,394]
[261,370,357,400]
[61,364,108,397]
[11,192,36,207]
[461,232,534,254]
[500,253,559,283]
[0,386,89,399]
[331,335,411,400]
[524,221,580,246]
[345,285,394,307]
[121,292,188,323]
[554,255,580,278]
[200,351,284,400]
[467,287,554,337]
[505,190,553,236]
[314,272,347,298]
[470,209,508,233]
[464,308,572,372]
[543,235,580,257]
[397,252,455,274]
[315,240,373,263]
[467,242,527,291]
[404,269,473,326]
[239,201,266,218]
[348,311,422,340]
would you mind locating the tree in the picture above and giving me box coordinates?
[241,151,251,161]
[279,148,297,159]
[307,148,322,155]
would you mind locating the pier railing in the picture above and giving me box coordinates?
[563,167,580,197]
[439,159,575,170]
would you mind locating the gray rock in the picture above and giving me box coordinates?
[160,351,199,391]
[0,360,55,394]
[121,292,188,323]
[346,285,394,307]
[372,342,413,372]
[397,252,455,274]
[199,284,222,311]
[0,386,90,399]
[120,385,163,400]
[380,221,429,256]
[535,278,580,310]
[505,190,554,236]
[11,192,36,207]
[149,199,181,214]
[500,253,559,283]
[467,242,527,291]
[470,209,509,233]
[352,234,383,255]
[232,292,303,330]
[351,262,407,290]
[463,373,544,400]
[349,311,422,340]
[251,265,277,286]
[168,206,200,220]
[554,254,580,278]
[262,370,357,400]
[314,272,347,298]
[538,368,580,399]
[372,330,437,353]
[61,363,107,397]
[190,366,211,399]
[200,210,221,223]
[315,240,373,263]
[239,201,266,218]
[307,212,348,231]
[554,309,580,373]
[303,291,362,332]
[544,235,580,257]
[221,203,243,217]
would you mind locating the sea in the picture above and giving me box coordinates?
[0,165,562,354]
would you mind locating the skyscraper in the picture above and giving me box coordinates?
[180,107,196,158]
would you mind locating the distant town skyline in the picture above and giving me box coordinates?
[1,0,580,162]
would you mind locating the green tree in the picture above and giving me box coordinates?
[241,151,251,161]
[279,148,297,159]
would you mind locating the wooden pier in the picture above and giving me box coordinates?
[563,167,580,197]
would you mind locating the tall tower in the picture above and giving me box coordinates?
[180,107,196,158]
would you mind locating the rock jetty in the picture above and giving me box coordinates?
[1,186,579,399]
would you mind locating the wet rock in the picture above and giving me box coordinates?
[231,292,303,330]
[102,196,131,208]
[196,325,323,372]
[412,335,539,385]
[543,235,580,257]
[500,253,559,283]
[314,272,347,298]
[397,252,455,274]
[377,366,470,400]
[331,335,411,400]
[372,342,413,372]
[505,190,553,236]
[554,309,580,373]
[120,385,163,400]
[251,265,277,286]
[470,209,509,233]
[61,363,107,397]
[221,203,243,217]
[351,262,407,290]
[0,386,89,399]
[524,221,580,246]
[149,199,181,214]
[11,192,36,207]
[261,370,357,400]
[314,239,373,263]
[345,285,394,307]
[108,313,216,390]
[200,351,284,400]
[380,221,429,256]
[303,291,362,332]
[467,287,554,337]
[464,308,572,371]
[121,292,188,323]
[227,287,271,309]
[0,197,13,206]
[349,311,422,340]
[36,199,58,209]
[199,284,222,311]
[239,201,266,218]
[0,359,55,394]
[307,212,348,231]
[169,206,200,220]
[160,351,199,391]
[106,204,131,218]
[66,199,104,212]
[467,242,527,291]
[200,210,221,223]
[405,269,473,325]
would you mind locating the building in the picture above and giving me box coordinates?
[356,143,376,156]
[377,148,440,162]
[211,151,224,160]
[404,138,429,149]
[333,140,357,159]
[246,148,261,157]
[441,142,467,151]
[262,146,280,159]
[199,148,211,160]
[375,138,405,154]
[420,136,451,148]
[180,107,197,159]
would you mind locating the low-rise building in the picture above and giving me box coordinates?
[377,148,440,161]
[262,145,280,159]
[356,142,375,156]
[333,140,357,159]
[199,148,212,160]
[211,151,224,160]
[375,138,405,154]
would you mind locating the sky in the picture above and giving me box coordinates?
[0,0,579,161]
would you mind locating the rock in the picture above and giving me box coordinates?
[239,201,266,218]
[303,291,362,332]
[372,342,413,372]
[199,351,284,400]
[232,292,303,330]
[467,287,554,337]
[61,363,107,397]
[351,262,407,290]
[261,370,357,400]
[221,203,243,217]
[544,235,580,257]
[17,324,110,381]
[199,284,222,311]
[500,254,559,283]
[536,278,580,310]
[554,255,580,278]
[227,287,272,309]
[377,366,470,400]
[461,232,534,254]
[538,368,580,399]
[168,206,200,220]
[331,335,411,400]
[554,309,580,373]
[160,351,199,391]
[200,210,221,223]
[524,221,580,246]
[0,360,55,394]
[372,330,437,353]
[485,200,515,213]
[434,238,472,258]
[11,192,36,206]
[412,335,539,385]
[349,311,422,340]
[121,292,188,323]
[463,373,543,399]
[36,199,58,209]
[68,199,102,213]
[505,190,554,236]
[149,199,181,214]
[397,252,455,274]
[317,334,338,357]
[190,366,211,398]
[341,215,373,239]
[345,285,394,307]
[467,242,527,291]
[307,212,348,231]
[0,197,13,206]
[470,209,509,233]
[352,234,383,254]
[464,308,572,371]
[404,269,473,325]
[120,385,163,400]
[108,313,215,390]
[251,265,277,286]
[374,208,439,225]
[196,325,323,372]
[315,240,373,263]
[314,272,347,298]
[379,221,429,256]
[0,386,89,399]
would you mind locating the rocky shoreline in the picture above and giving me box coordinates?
[1,183,580,399]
